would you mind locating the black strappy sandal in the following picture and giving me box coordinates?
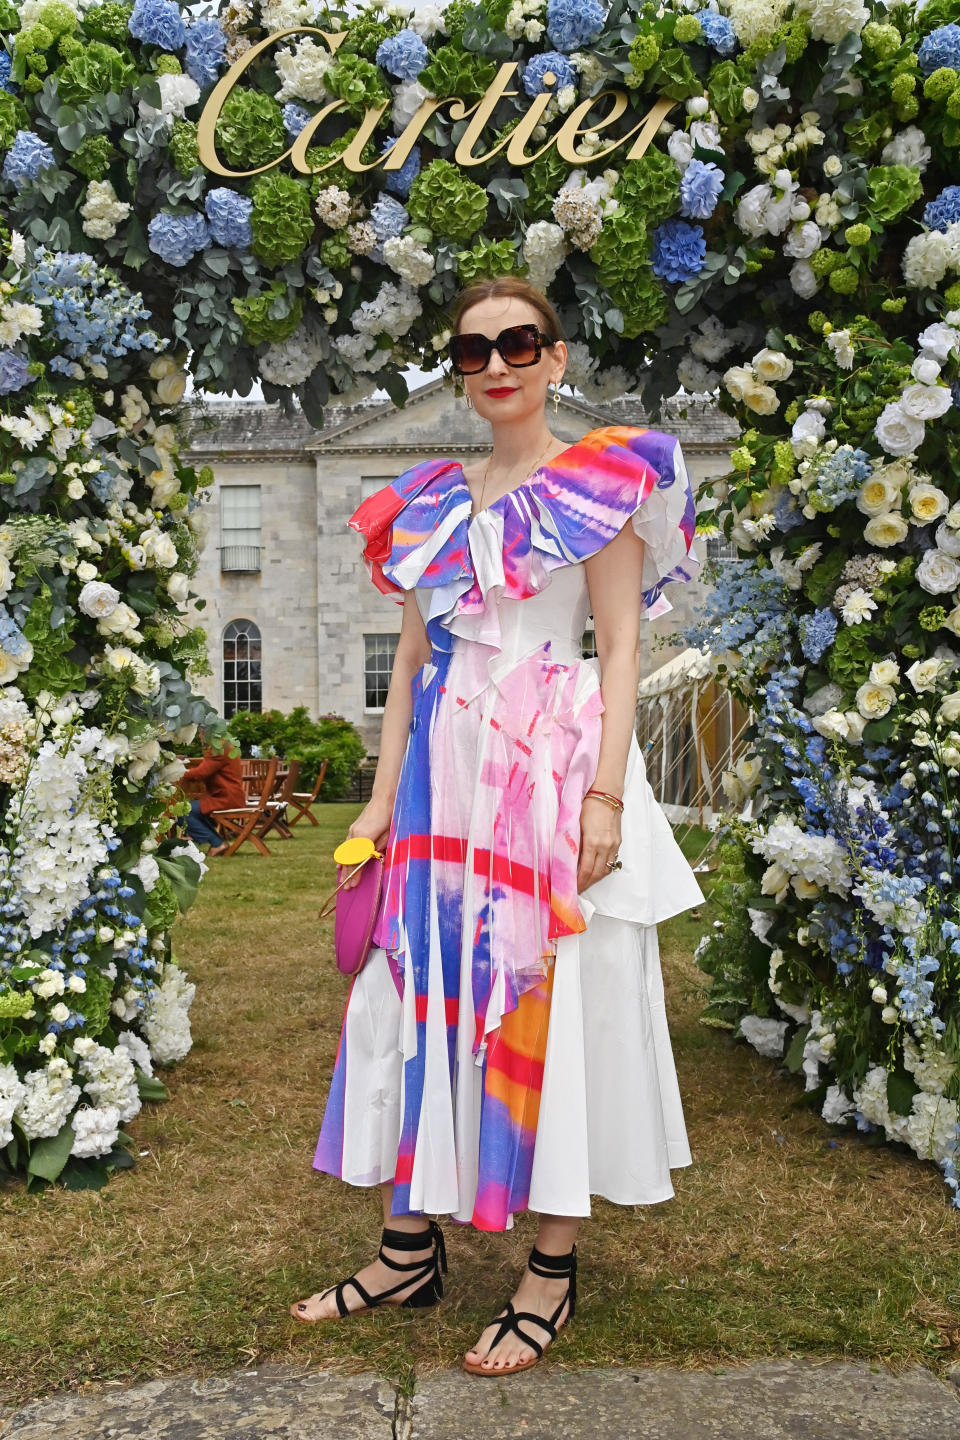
[290,1219,447,1322]
[463,1243,577,1376]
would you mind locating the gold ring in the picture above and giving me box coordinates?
[605,858,623,871]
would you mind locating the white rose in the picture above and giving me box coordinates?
[97,601,141,639]
[916,548,960,595]
[752,348,793,383]
[874,402,925,457]
[789,259,820,298]
[689,119,722,152]
[912,356,941,386]
[870,658,900,685]
[908,484,950,526]
[723,364,754,401]
[946,606,960,638]
[667,130,694,171]
[905,657,944,692]
[783,221,821,259]
[855,681,896,719]
[139,530,178,568]
[166,572,190,604]
[742,87,759,112]
[823,155,842,178]
[937,691,960,723]
[936,520,960,558]
[899,383,953,422]
[155,370,187,406]
[791,409,826,457]
[863,512,909,548]
[77,580,120,619]
[856,475,902,517]
[812,707,850,740]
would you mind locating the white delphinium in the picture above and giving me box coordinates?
[14,1058,81,1140]
[382,235,435,287]
[854,871,925,934]
[881,126,932,173]
[522,221,566,291]
[70,1104,122,1159]
[80,181,132,241]
[141,964,196,1065]
[0,1063,26,1148]
[906,1091,959,1164]
[738,1014,788,1058]
[138,73,201,127]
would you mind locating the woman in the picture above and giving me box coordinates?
[181,741,246,857]
[292,279,705,1375]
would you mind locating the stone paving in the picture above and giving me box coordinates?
[2,1359,959,1440]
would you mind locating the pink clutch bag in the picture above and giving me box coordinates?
[319,850,385,976]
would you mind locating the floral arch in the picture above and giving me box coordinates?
[1,0,960,1200]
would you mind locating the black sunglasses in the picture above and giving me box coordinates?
[448,323,557,376]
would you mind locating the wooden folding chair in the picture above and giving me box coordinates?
[241,757,273,803]
[287,758,329,828]
[209,756,279,857]
[256,758,302,842]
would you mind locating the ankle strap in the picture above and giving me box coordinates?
[380,1219,447,1274]
[528,1243,577,1278]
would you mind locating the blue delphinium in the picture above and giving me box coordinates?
[918,23,960,76]
[205,188,252,248]
[651,219,706,283]
[695,9,738,56]
[546,0,605,52]
[680,158,724,219]
[185,18,227,87]
[2,131,56,189]
[283,103,312,139]
[522,52,577,97]
[370,193,408,243]
[376,28,429,81]
[924,185,960,233]
[381,139,420,198]
[147,211,211,267]
[808,445,872,509]
[128,0,187,50]
[0,51,15,93]
[798,607,838,664]
[0,351,31,396]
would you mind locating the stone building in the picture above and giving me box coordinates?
[184,381,736,751]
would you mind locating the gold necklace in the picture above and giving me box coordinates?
[476,437,555,517]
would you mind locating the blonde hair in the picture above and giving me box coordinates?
[451,277,564,340]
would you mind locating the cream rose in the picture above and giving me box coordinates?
[844,711,867,744]
[155,370,187,406]
[937,691,960,724]
[863,512,909,548]
[792,876,821,899]
[857,475,902,517]
[761,862,791,898]
[855,681,896,719]
[166,572,190,605]
[936,520,960,558]
[97,602,141,640]
[944,605,960,638]
[752,347,794,383]
[908,483,950,525]
[916,548,960,595]
[905,657,944,692]
[869,658,900,685]
[741,381,780,415]
[812,707,850,739]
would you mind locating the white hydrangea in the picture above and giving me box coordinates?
[80,181,132,242]
[315,184,353,230]
[689,315,736,364]
[382,235,436,286]
[138,73,201,127]
[141,964,195,1066]
[738,1014,788,1058]
[677,355,720,394]
[74,1041,141,1122]
[906,1092,959,1164]
[0,1062,26,1148]
[795,0,868,44]
[393,81,433,133]
[752,819,851,895]
[276,38,333,102]
[116,1029,155,1079]
[735,179,797,238]
[352,280,421,340]
[260,0,316,32]
[821,1084,856,1125]
[333,332,391,374]
[881,126,932,174]
[560,340,597,390]
[903,231,953,290]
[727,0,789,47]
[14,1059,81,1141]
[580,366,638,402]
[408,3,447,39]
[903,1034,956,1096]
[259,328,326,387]
[69,1104,122,1159]
[522,221,566,291]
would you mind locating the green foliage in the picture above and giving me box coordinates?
[227,707,367,799]
[250,173,315,269]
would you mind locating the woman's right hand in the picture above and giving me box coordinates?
[340,797,393,890]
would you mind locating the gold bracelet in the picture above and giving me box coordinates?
[583,789,624,812]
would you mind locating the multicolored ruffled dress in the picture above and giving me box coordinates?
[314,426,706,1232]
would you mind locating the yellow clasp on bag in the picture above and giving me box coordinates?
[318,836,383,919]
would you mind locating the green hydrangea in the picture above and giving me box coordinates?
[408,159,488,244]
[439,0,475,41]
[168,119,199,176]
[56,41,136,106]
[944,280,960,308]
[0,93,30,152]
[771,440,795,486]
[59,36,83,60]
[36,2,77,36]
[946,86,960,119]
[590,208,652,302]
[626,34,660,86]
[674,13,701,43]
[708,60,744,125]
[826,625,877,688]
[862,20,901,56]
[217,90,287,172]
[890,72,915,103]
[924,66,958,102]
[457,237,524,284]
[155,55,182,76]
[0,989,35,1018]
[828,266,859,295]
[917,0,957,33]
[232,284,304,345]
[483,0,513,26]
[866,164,924,224]
[420,41,498,103]
[615,266,669,339]
[320,233,352,270]
[250,173,315,268]
[326,53,390,115]
[338,9,402,60]
[83,2,134,44]
[845,223,871,247]
[306,129,374,192]
[145,874,180,932]
[615,149,681,225]
[744,17,808,67]
[0,0,20,28]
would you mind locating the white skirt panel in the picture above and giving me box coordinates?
[335,908,692,1221]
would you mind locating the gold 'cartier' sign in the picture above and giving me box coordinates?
[196,27,676,179]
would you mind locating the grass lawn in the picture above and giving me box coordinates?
[1,806,959,1409]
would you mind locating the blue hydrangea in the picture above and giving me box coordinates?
[695,9,738,56]
[128,0,187,51]
[808,445,872,508]
[376,28,429,81]
[370,192,408,243]
[924,185,960,233]
[381,139,420,198]
[651,219,706,283]
[27,249,164,363]
[680,158,724,219]
[185,18,226,87]
[2,130,56,189]
[797,607,838,663]
[522,51,577,98]
[205,188,252,248]
[283,103,312,138]
[0,607,31,659]
[546,0,605,52]
[147,210,210,267]
[918,23,960,76]
[0,51,15,94]
[0,350,30,396]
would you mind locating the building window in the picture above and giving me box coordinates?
[581,628,598,659]
[706,533,739,564]
[221,485,261,572]
[364,633,399,711]
[360,475,395,501]
[223,619,262,718]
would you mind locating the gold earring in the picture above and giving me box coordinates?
[553,383,561,417]
[465,392,474,410]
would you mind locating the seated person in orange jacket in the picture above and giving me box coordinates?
[183,744,247,856]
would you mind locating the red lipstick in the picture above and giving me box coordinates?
[485,387,518,397]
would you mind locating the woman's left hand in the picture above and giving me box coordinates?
[577,797,622,892]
